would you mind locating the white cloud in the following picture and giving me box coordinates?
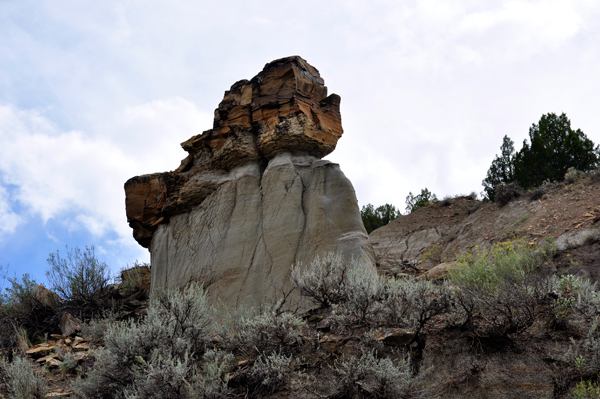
[0,185,22,234]
[0,98,211,245]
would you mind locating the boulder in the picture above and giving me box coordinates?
[30,285,62,310]
[125,56,373,309]
[60,312,82,337]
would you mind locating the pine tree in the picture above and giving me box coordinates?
[361,204,401,234]
[514,113,599,189]
[482,135,516,201]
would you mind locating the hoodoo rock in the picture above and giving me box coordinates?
[125,56,374,308]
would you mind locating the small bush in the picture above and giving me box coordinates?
[245,352,293,397]
[119,262,150,292]
[124,350,193,399]
[236,303,305,355]
[375,278,450,339]
[571,377,600,398]
[330,266,380,328]
[566,167,586,184]
[293,253,374,308]
[582,230,600,246]
[562,322,600,377]
[495,182,522,207]
[193,349,233,399]
[80,309,119,340]
[552,275,600,321]
[74,283,214,399]
[0,273,53,351]
[449,240,555,335]
[405,188,438,214]
[0,356,48,399]
[330,350,415,399]
[46,245,112,302]
[530,187,546,201]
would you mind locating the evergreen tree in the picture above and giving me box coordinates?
[482,135,516,201]
[482,113,599,200]
[514,113,599,189]
[405,188,437,214]
[361,203,401,234]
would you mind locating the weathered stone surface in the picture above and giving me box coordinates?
[60,312,82,337]
[125,56,372,309]
[30,285,62,310]
[150,153,373,308]
[125,56,344,249]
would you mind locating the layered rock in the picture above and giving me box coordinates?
[125,56,373,308]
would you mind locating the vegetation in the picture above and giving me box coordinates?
[46,245,112,303]
[571,378,600,399]
[74,283,214,398]
[360,203,401,233]
[3,229,600,397]
[483,113,599,200]
[482,135,516,201]
[0,355,48,399]
[449,239,556,335]
[330,350,418,398]
[405,188,437,213]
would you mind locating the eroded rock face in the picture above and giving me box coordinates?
[125,56,373,308]
[125,56,344,248]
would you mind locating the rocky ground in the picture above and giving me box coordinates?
[371,174,600,283]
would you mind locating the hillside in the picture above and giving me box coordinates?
[371,176,600,283]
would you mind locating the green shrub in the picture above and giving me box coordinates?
[494,182,522,207]
[80,309,119,340]
[571,377,600,398]
[330,264,381,328]
[0,273,45,351]
[236,303,305,356]
[361,203,401,233]
[375,278,450,339]
[565,167,587,184]
[449,240,555,335]
[194,349,233,399]
[46,245,112,302]
[73,283,216,399]
[292,252,369,308]
[245,352,293,397]
[405,188,437,213]
[562,322,600,378]
[0,356,48,399]
[330,350,416,399]
[552,275,600,321]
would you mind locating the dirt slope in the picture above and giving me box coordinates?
[370,176,600,281]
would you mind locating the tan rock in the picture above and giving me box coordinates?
[125,56,373,311]
[374,328,414,346]
[60,312,82,337]
[45,358,63,368]
[26,346,55,356]
[418,261,457,281]
[36,353,60,363]
[125,56,343,248]
[72,343,90,351]
[30,285,62,310]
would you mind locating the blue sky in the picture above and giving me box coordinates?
[1,0,600,284]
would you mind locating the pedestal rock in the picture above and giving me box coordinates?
[124,56,374,308]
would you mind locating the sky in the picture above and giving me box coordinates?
[1,0,599,284]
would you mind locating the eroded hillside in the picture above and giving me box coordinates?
[371,175,600,282]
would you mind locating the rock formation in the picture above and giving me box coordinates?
[125,56,374,308]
